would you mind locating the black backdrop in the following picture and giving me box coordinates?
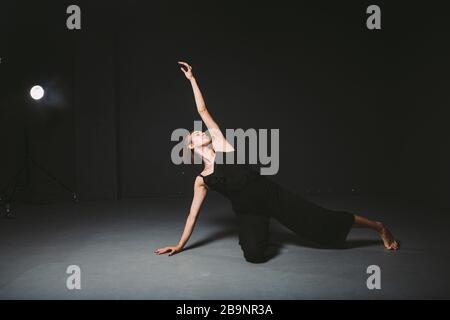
[1,1,449,208]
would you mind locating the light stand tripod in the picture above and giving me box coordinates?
[0,89,78,218]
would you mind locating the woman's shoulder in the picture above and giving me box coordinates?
[211,137,235,153]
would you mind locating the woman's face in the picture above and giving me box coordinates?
[189,130,212,148]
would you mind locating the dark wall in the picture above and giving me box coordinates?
[72,2,119,200]
[1,1,449,208]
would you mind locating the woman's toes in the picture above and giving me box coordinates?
[388,241,399,250]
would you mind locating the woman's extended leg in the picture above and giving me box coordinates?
[352,214,399,250]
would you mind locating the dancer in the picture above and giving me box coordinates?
[155,61,399,263]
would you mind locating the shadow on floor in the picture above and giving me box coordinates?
[182,215,238,252]
[183,228,237,252]
[271,230,383,250]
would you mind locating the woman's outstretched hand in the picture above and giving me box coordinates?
[154,245,183,256]
[178,61,194,80]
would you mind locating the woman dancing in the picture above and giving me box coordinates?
[155,61,399,263]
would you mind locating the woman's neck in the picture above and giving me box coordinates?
[194,145,216,170]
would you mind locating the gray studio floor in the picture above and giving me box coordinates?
[0,194,449,299]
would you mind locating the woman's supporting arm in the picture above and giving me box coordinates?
[154,176,207,256]
[176,176,207,249]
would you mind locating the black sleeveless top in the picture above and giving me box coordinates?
[199,151,259,194]
[199,151,277,215]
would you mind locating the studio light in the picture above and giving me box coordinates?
[30,85,44,100]
[0,83,77,217]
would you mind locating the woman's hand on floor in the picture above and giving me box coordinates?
[154,245,183,256]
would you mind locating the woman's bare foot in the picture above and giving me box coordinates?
[376,222,399,250]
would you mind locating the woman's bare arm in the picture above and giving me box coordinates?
[178,61,234,152]
[154,176,207,256]
[177,177,208,248]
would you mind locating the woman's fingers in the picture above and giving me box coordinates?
[155,247,169,254]
[178,61,192,71]
[155,246,180,256]
[179,64,188,73]
[177,61,193,81]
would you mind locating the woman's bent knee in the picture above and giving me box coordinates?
[242,247,267,263]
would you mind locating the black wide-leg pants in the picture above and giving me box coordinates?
[235,187,355,264]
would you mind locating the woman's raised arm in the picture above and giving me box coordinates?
[178,61,234,152]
